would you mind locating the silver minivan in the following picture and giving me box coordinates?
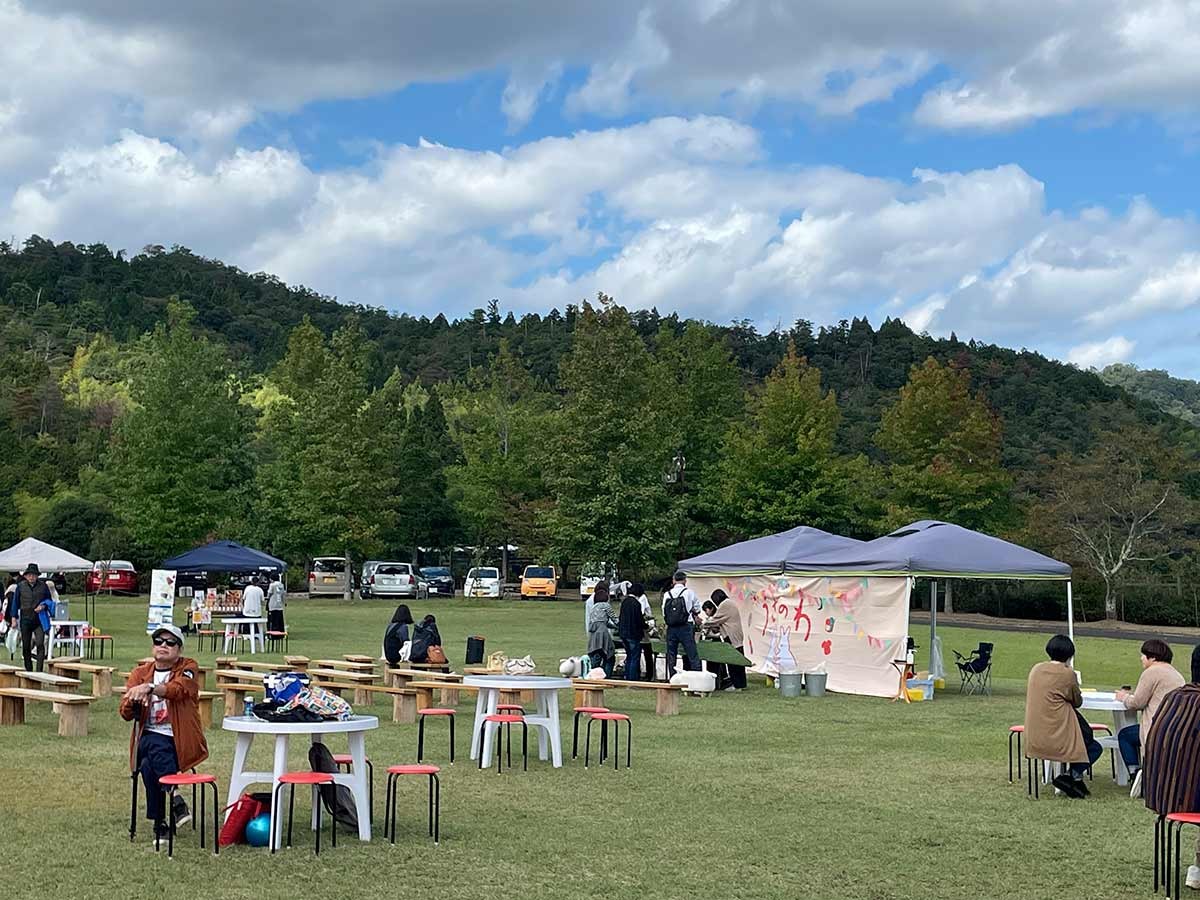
[369,562,428,599]
[308,556,353,598]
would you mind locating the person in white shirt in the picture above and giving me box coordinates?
[661,571,702,677]
[240,577,264,620]
[266,575,286,633]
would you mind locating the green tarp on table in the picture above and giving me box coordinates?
[648,640,752,667]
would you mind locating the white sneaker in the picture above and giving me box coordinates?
[1129,768,1143,799]
[1186,865,1200,889]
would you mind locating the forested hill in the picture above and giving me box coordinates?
[3,237,1199,625]
[1100,363,1200,428]
[1,236,1181,469]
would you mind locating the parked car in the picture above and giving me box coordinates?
[359,560,383,598]
[580,562,618,599]
[86,560,138,594]
[368,562,428,599]
[308,556,353,598]
[463,566,502,598]
[520,565,558,600]
[420,566,455,597]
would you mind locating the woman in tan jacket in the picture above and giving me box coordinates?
[1115,638,1184,796]
[702,590,747,691]
[1024,634,1102,799]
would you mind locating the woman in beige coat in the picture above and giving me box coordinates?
[1024,634,1102,799]
[702,590,747,692]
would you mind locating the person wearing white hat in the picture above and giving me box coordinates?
[118,624,209,840]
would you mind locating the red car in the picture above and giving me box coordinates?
[86,560,139,594]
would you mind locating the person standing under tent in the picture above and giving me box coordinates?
[13,564,52,671]
[266,573,286,633]
[240,576,264,627]
[661,571,701,678]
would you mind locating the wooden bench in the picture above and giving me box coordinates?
[213,669,264,711]
[408,679,484,710]
[386,668,462,688]
[197,691,221,729]
[284,656,311,671]
[571,678,685,716]
[0,688,95,736]
[9,671,82,695]
[226,660,291,673]
[47,661,116,698]
[312,659,376,673]
[316,681,419,723]
[343,654,376,665]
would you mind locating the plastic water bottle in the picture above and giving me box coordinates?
[243,697,254,718]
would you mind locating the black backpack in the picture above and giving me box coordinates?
[308,742,360,830]
[663,589,690,627]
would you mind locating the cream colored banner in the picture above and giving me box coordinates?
[688,574,911,698]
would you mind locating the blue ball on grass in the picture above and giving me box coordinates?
[245,813,272,847]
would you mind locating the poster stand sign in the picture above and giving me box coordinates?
[148,569,177,634]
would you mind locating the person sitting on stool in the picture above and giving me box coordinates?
[1024,634,1102,799]
[119,624,208,841]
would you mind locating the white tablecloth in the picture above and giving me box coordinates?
[221,715,379,848]
[463,675,572,768]
[1080,691,1138,786]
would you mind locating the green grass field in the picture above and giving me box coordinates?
[0,597,1190,900]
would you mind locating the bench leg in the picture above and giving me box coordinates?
[414,688,433,711]
[354,687,372,707]
[198,697,214,730]
[58,704,89,737]
[94,669,114,699]
[440,687,460,707]
[0,695,25,725]
[656,689,680,717]
[578,687,605,709]
[393,693,417,724]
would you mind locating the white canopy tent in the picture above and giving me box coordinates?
[0,537,93,572]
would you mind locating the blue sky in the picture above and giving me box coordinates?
[3,1,1200,375]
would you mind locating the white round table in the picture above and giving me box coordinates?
[221,715,379,849]
[463,675,572,769]
[1080,691,1138,786]
[219,617,267,654]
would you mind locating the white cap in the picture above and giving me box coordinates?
[152,624,185,644]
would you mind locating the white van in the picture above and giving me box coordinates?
[463,566,502,598]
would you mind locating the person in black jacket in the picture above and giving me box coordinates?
[12,564,52,671]
[617,589,645,680]
[409,614,442,663]
[382,605,414,666]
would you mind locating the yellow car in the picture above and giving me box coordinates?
[520,565,558,600]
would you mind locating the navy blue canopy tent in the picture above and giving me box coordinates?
[162,540,287,573]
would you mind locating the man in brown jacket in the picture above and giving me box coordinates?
[1024,634,1102,799]
[119,624,209,839]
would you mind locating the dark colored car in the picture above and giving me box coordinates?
[420,567,455,597]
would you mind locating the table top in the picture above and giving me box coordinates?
[219,617,267,624]
[1080,691,1126,711]
[222,714,379,735]
[462,674,572,691]
[51,620,88,627]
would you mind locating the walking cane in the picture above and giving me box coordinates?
[129,701,144,841]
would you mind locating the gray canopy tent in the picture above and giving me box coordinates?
[773,520,1074,678]
[678,525,866,576]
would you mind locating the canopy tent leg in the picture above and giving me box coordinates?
[928,579,944,680]
[1066,581,1074,644]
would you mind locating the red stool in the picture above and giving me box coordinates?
[497,704,524,713]
[573,706,610,759]
[272,772,336,855]
[480,714,526,772]
[157,773,219,857]
[418,708,456,763]
[384,764,441,845]
[332,753,373,822]
[1008,725,1024,782]
[585,712,631,770]
[1157,812,1200,897]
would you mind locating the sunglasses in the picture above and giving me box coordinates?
[152,637,181,647]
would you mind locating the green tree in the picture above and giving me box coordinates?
[105,301,252,562]
[709,344,875,539]
[542,299,677,574]
[446,340,548,579]
[875,357,1011,531]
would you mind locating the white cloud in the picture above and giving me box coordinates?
[1068,336,1136,369]
[7,115,1200,372]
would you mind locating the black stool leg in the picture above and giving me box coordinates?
[271,783,284,853]
[613,719,619,771]
[287,785,296,850]
[210,782,219,855]
[506,721,512,769]
[166,788,175,858]
[433,773,440,845]
[626,719,632,769]
[130,772,139,842]
[449,716,455,764]
[418,717,426,762]
[585,717,593,768]
[314,786,321,856]
[427,773,434,836]
[573,711,581,759]
[1155,815,1162,893]
[199,782,205,850]
[522,722,528,772]
[366,760,374,824]
[1017,731,1022,778]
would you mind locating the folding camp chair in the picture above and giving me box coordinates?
[953,642,993,696]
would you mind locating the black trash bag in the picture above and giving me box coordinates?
[253,701,324,723]
[466,635,485,665]
[308,741,360,831]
